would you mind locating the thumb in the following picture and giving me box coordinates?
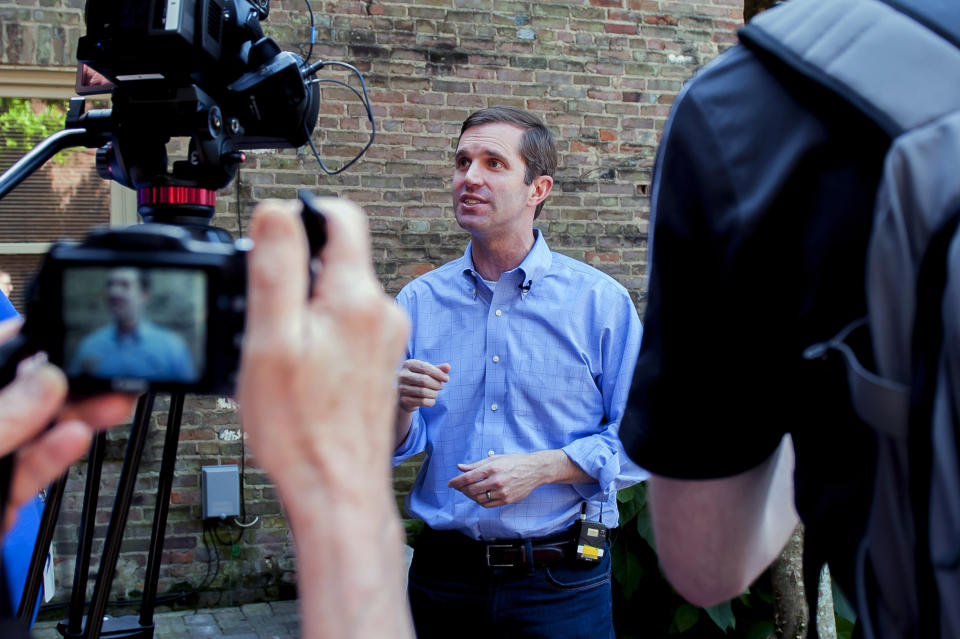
[457,460,482,471]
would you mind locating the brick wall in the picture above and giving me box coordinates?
[1,0,741,608]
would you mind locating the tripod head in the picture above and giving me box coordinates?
[75,0,321,225]
[0,0,355,396]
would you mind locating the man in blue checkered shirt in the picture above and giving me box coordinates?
[393,106,647,638]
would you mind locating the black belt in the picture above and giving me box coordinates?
[419,526,573,569]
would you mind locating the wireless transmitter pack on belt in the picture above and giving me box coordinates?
[572,502,607,562]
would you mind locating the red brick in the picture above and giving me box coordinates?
[605,23,638,35]
[644,14,680,26]
[399,262,437,276]
[587,251,621,263]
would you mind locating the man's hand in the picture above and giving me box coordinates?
[0,320,135,532]
[237,198,413,639]
[396,359,451,413]
[448,449,591,507]
[394,359,450,446]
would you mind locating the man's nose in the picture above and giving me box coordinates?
[463,162,484,185]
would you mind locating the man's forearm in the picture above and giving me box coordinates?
[535,449,593,484]
[649,435,799,607]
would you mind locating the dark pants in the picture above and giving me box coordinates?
[407,527,614,639]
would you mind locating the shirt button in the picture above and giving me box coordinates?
[495,309,502,316]
[488,450,496,457]
[491,403,498,411]
[492,355,500,363]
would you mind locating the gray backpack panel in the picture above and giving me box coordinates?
[740,1,960,637]
[931,212,960,637]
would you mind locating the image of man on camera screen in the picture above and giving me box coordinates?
[67,267,197,382]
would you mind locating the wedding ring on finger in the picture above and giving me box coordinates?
[486,490,492,503]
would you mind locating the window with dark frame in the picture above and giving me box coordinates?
[0,97,112,309]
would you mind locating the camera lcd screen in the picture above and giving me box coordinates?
[74,63,115,96]
[62,266,207,384]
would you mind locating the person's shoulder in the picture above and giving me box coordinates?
[680,44,772,102]
[549,251,631,299]
[78,324,113,347]
[142,321,187,345]
[669,43,801,140]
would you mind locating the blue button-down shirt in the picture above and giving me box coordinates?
[394,230,648,540]
[68,320,196,382]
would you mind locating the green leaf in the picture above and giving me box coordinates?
[616,483,646,524]
[626,482,648,508]
[617,490,641,524]
[744,621,775,639]
[671,604,700,634]
[754,587,774,604]
[835,616,855,639]
[831,580,857,623]
[0,98,76,163]
[704,600,736,632]
[635,501,656,551]
[611,545,644,599]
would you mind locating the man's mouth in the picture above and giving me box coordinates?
[460,195,487,206]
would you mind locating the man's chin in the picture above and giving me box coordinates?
[454,211,488,231]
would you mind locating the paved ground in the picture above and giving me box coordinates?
[31,600,301,639]
[29,547,412,638]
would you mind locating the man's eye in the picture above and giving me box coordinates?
[489,160,503,168]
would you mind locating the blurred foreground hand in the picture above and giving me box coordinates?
[237,198,413,639]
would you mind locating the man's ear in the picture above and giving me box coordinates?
[529,174,553,208]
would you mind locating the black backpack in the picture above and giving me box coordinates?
[739,0,960,636]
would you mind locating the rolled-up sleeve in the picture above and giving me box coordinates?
[393,408,426,464]
[563,288,649,499]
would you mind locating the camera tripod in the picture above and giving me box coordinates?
[16,391,189,639]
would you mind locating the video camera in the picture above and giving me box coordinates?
[0,0,371,396]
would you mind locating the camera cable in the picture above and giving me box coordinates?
[303,0,316,67]
[301,61,376,175]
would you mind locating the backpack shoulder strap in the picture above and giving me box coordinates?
[738,0,960,137]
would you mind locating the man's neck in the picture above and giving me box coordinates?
[115,320,140,336]
[470,230,536,282]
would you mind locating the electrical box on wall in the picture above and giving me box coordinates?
[201,464,240,520]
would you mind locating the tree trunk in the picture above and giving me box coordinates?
[771,524,808,639]
[816,564,839,639]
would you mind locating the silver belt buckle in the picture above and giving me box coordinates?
[485,543,515,567]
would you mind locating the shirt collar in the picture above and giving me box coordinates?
[109,320,148,342]
[460,228,552,291]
